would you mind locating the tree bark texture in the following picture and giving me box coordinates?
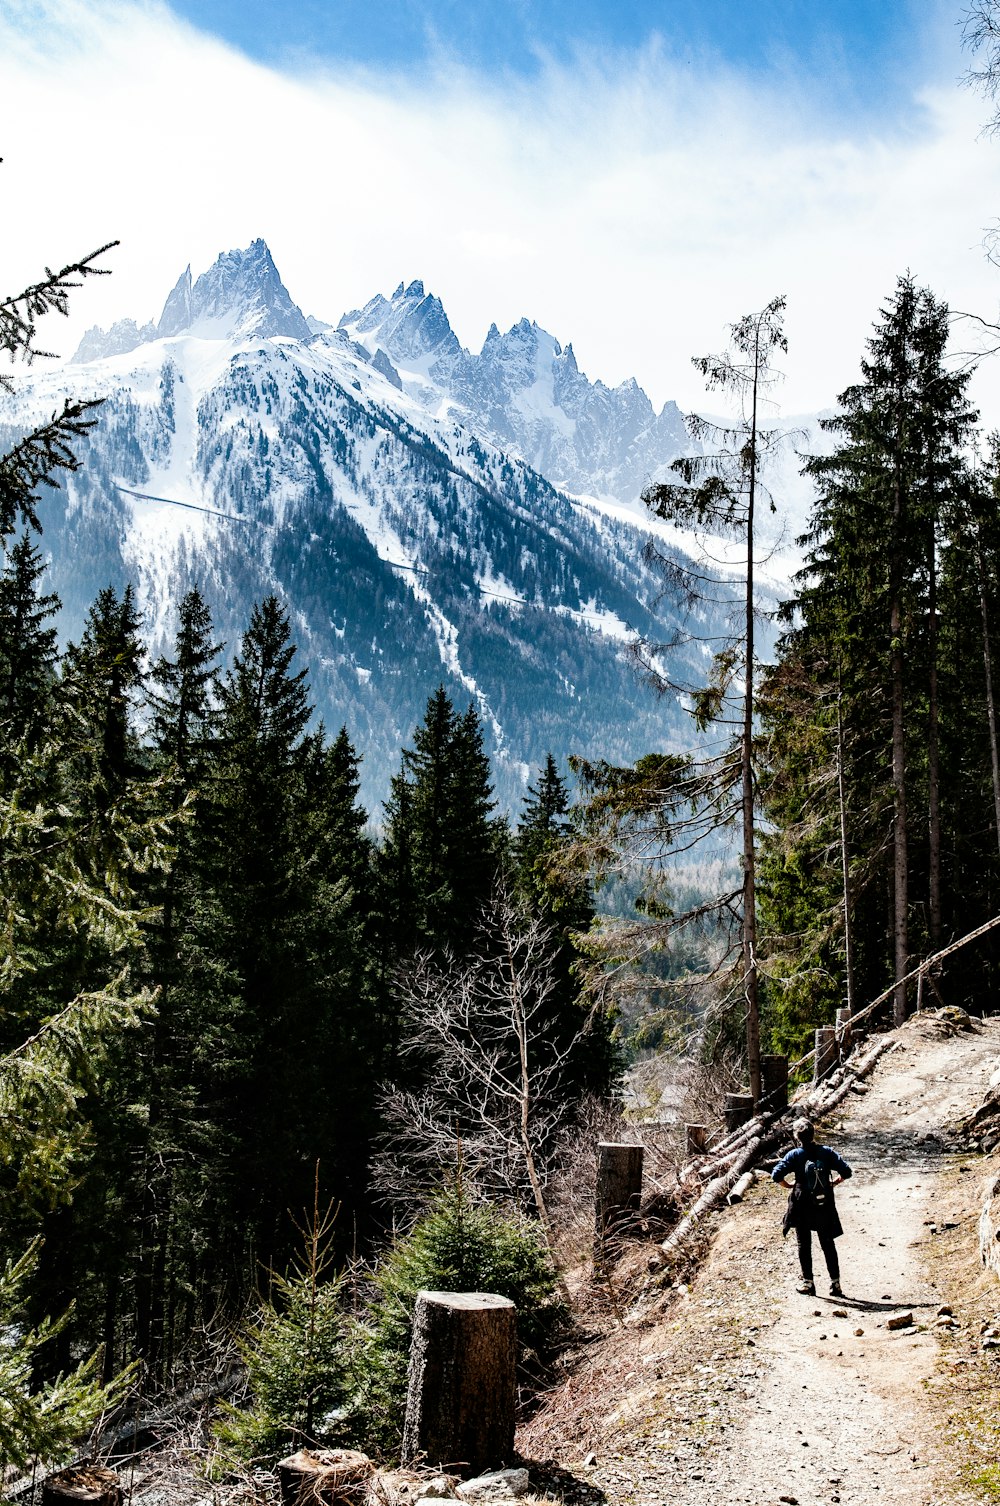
[402,1291,516,1475]
[594,1141,644,1250]
[927,543,942,949]
[836,671,856,1016]
[743,331,761,1106]
[724,1093,755,1133]
[891,461,910,1026]
[978,542,1000,858]
[760,1054,788,1112]
[814,1026,838,1082]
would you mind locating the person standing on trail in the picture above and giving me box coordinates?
[772,1118,852,1297]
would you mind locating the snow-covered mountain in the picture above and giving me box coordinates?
[338,280,690,505]
[7,243,751,810]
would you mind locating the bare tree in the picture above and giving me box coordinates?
[373,891,583,1242]
[964,2,1000,134]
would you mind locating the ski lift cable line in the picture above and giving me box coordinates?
[115,483,258,525]
[787,910,1000,1077]
[115,483,641,630]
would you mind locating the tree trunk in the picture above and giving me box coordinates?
[891,461,910,1025]
[743,333,761,1105]
[979,540,1000,858]
[928,540,942,949]
[402,1291,517,1475]
[836,669,856,1016]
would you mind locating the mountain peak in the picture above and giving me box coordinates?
[157,241,311,341]
[338,278,461,375]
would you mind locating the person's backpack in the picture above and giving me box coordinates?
[802,1153,832,1205]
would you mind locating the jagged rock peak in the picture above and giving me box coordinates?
[338,277,461,372]
[157,240,311,341]
[71,316,158,365]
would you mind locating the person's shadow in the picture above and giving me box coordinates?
[815,1294,937,1313]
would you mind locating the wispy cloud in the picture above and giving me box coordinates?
[3,0,1000,418]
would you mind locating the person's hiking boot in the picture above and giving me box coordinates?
[796,1279,815,1295]
[830,1279,844,1298]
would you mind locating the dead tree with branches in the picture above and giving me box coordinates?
[373,892,587,1243]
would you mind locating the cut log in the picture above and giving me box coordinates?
[594,1141,644,1249]
[41,1470,122,1506]
[727,1171,755,1204]
[275,1449,373,1506]
[402,1291,516,1475]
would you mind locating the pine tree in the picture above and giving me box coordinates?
[133,588,222,1373]
[514,756,617,1099]
[60,583,146,807]
[0,533,60,772]
[380,687,504,958]
[762,277,976,1036]
[639,296,788,1103]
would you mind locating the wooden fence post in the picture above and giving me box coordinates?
[835,1007,852,1056]
[760,1055,788,1113]
[814,1026,837,1082]
[402,1291,516,1475]
[724,1092,755,1133]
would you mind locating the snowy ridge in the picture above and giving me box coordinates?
[16,241,772,809]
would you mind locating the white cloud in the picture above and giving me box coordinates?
[3,0,1000,421]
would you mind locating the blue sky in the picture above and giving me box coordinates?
[2,0,999,414]
[168,0,946,124]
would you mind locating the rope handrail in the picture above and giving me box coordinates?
[786,910,1000,1078]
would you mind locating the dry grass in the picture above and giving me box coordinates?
[918,1152,1000,1505]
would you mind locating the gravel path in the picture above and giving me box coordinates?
[524,1015,1000,1506]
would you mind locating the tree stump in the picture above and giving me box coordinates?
[761,1055,788,1113]
[276,1449,373,1506]
[402,1291,516,1475]
[686,1122,709,1154]
[814,1026,838,1082]
[724,1093,754,1133]
[835,1007,852,1056]
[41,1469,122,1506]
[594,1140,644,1251]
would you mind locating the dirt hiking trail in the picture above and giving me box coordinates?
[523,1014,1000,1506]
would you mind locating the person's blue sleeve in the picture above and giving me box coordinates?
[823,1146,853,1180]
[772,1147,800,1182]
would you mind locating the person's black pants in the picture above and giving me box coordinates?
[795,1224,839,1282]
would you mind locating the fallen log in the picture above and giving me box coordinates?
[660,1129,784,1257]
[727,1171,755,1204]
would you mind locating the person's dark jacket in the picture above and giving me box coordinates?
[772,1143,853,1237]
